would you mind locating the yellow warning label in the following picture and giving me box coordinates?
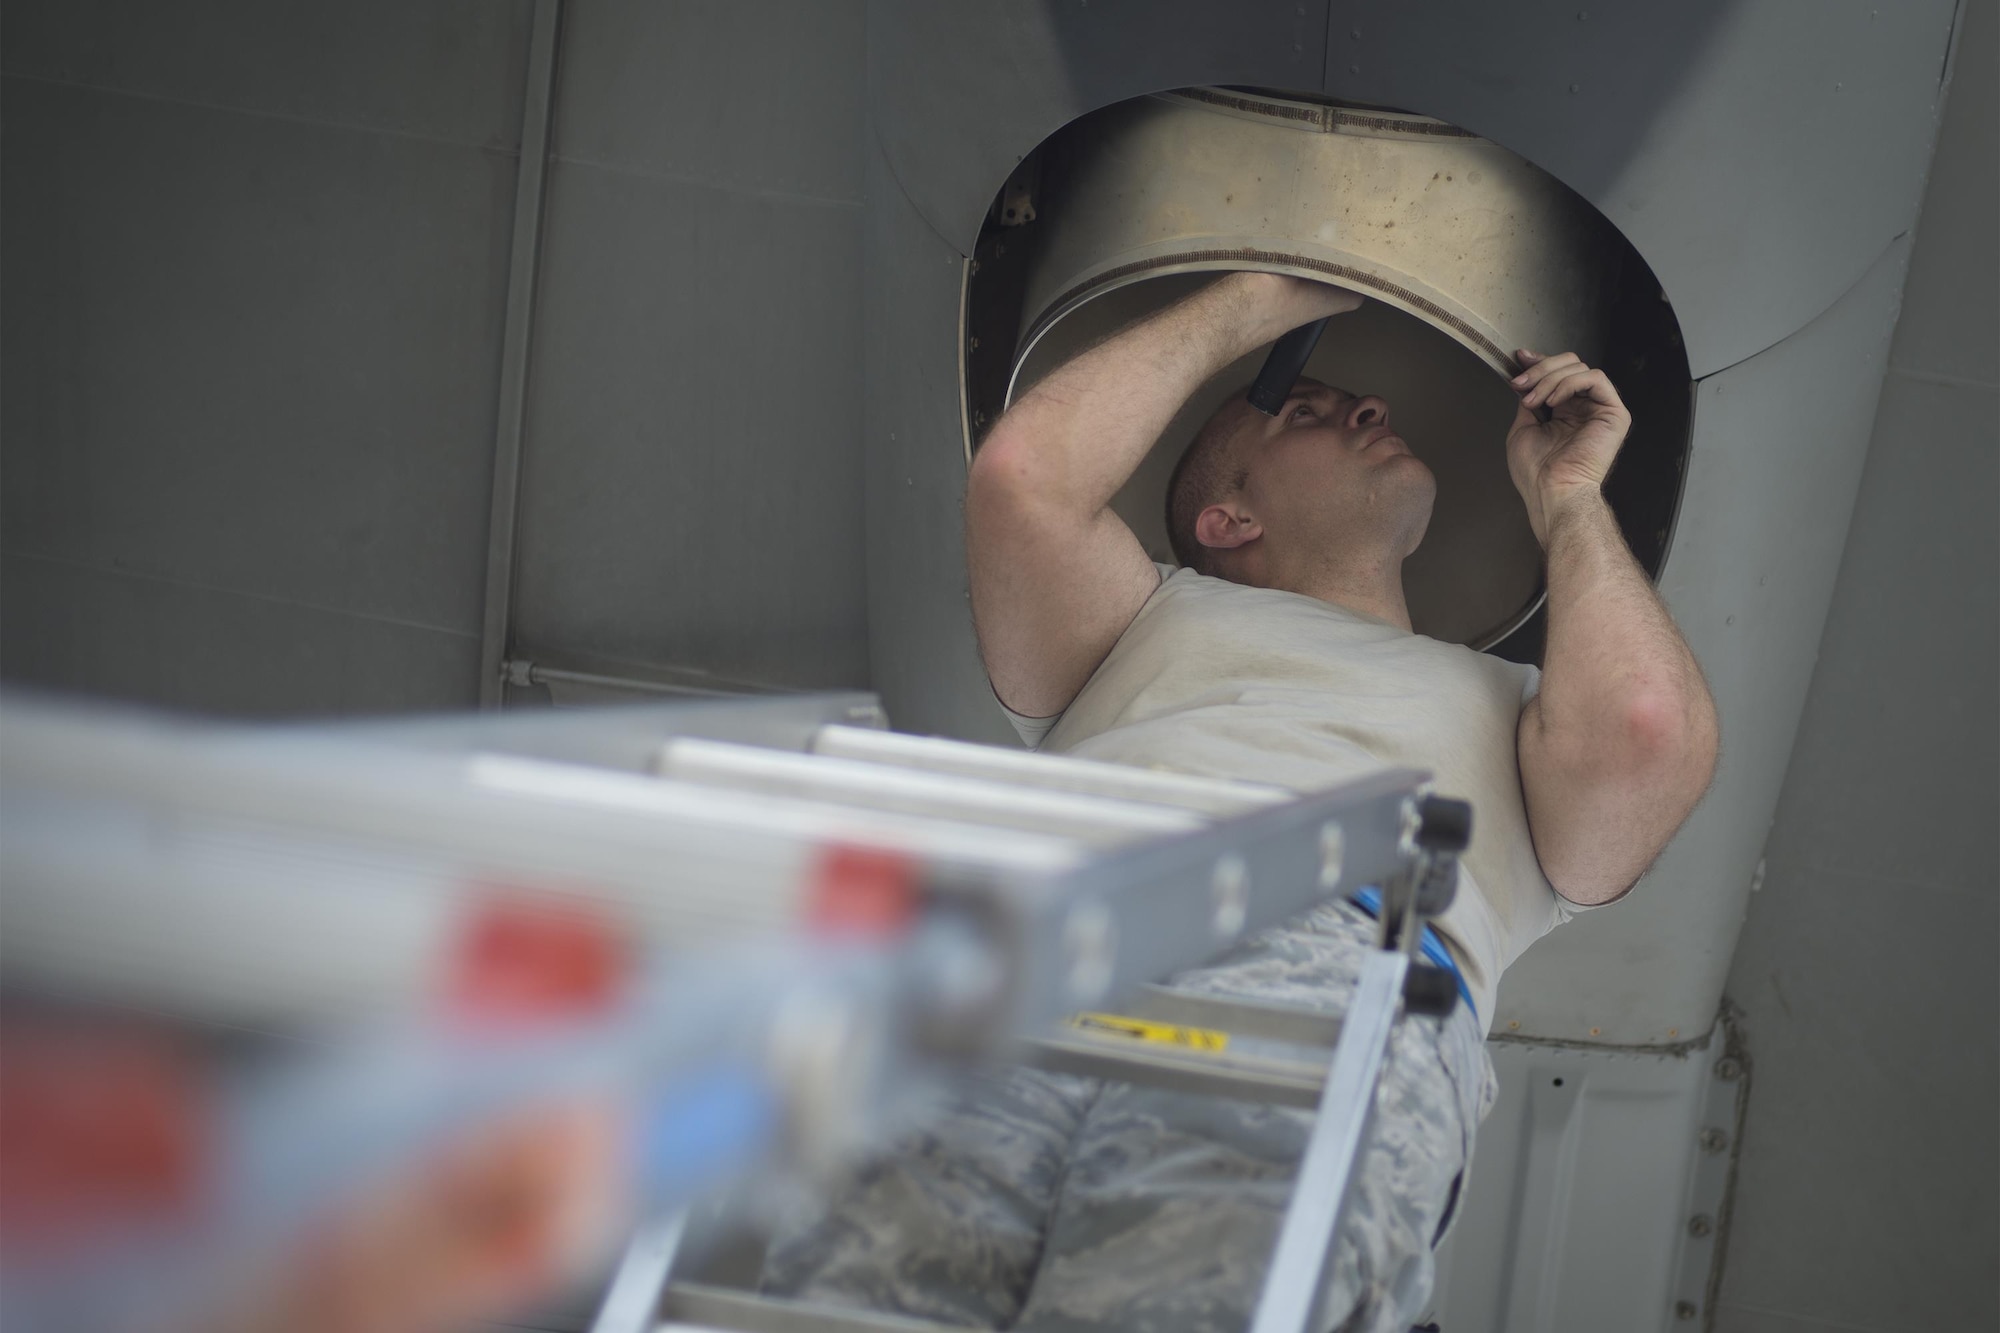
[1069,1012,1229,1053]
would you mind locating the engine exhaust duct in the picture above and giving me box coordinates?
[969,89,1690,656]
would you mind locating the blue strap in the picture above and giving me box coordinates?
[1349,885,1476,1021]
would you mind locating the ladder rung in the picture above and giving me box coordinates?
[810,725,1289,816]
[1019,1030,1327,1109]
[662,1282,967,1333]
[660,738,1208,845]
[1125,986,1346,1049]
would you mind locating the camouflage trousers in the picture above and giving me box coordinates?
[760,899,1498,1333]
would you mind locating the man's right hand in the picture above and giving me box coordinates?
[966,271,1362,723]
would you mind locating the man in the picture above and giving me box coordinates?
[761,272,1718,1331]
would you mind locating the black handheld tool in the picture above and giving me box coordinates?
[1246,317,1330,416]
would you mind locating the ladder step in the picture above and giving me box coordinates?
[1020,1029,1328,1109]
[663,1282,966,1333]
[810,725,1290,816]
[661,738,1208,845]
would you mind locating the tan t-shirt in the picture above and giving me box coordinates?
[1004,564,1585,1030]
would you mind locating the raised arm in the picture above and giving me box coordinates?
[967,273,1361,717]
[1506,351,1721,905]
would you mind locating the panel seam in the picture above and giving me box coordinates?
[477,0,563,707]
[1692,230,1913,383]
[1,549,482,640]
[1884,365,1999,391]
[0,68,522,156]
[551,152,863,210]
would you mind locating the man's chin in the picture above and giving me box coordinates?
[1396,464,1440,527]
[1384,450,1435,486]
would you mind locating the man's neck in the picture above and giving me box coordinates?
[1298,568,1414,631]
[1241,549,1415,631]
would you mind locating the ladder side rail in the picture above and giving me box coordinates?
[1247,950,1412,1333]
[989,766,1427,1039]
[593,1212,690,1333]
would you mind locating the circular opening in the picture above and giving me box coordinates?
[1010,271,1542,648]
[962,87,1692,664]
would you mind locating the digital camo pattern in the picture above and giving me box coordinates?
[760,900,1499,1333]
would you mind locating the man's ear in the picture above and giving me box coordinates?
[1194,502,1261,551]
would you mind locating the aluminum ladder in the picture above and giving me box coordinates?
[0,690,1468,1333]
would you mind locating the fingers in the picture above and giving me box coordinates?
[1525,363,1595,410]
[1509,351,1627,414]
[1509,350,1580,395]
[1542,367,1621,413]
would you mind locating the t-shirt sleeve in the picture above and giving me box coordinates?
[1550,894,1593,921]
[990,563,1182,750]
[1517,661,1543,707]
[996,691,1063,750]
[1515,660,1608,917]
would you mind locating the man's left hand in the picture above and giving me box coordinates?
[1503,350,1632,546]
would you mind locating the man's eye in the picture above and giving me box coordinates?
[1290,404,1315,422]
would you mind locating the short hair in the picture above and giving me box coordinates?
[1165,392,1253,575]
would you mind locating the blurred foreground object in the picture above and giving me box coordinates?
[0,690,1440,1332]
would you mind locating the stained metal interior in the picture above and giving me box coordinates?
[966,89,1694,660]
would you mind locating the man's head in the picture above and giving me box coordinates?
[1165,378,1437,591]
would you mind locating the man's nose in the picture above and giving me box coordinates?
[1343,394,1390,430]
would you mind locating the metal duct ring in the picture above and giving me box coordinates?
[968,87,1687,656]
[1015,89,1622,383]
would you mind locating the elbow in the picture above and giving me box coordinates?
[968,428,1053,514]
[967,429,1094,537]
[1614,684,1720,798]
[966,433,1037,528]
[967,426,1027,497]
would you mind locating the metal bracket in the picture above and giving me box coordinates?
[1668,1017,1751,1327]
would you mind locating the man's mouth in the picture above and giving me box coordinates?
[1362,428,1407,455]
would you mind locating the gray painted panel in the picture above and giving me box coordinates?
[1,0,532,148]
[553,0,863,203]
[868,1,1954,377]
[1709,1308,1853,1333]
[0,79,512,636]
[1494,237,1912,1044]
[1429,1039,1720,1332]
[861,141,1015,746]
[511,160,869,689]
[1891,0,1999,383]
[1319,1,1955,376]
[1720,871,1997,1331]
[868,0,1326,242]
[0,555,480,716]
[1684,16,1993,1324]
[1759,373,1999,893]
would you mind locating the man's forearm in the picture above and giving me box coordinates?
[1522,490,1719,898]
[1539,493,1709,736]
[976,274,1307,515]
